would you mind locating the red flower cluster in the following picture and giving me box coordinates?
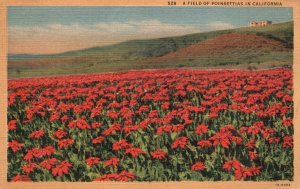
[151,149,167,160]
[104,157,120,168]
[85,157,100,166]
[191,162,206,171]
[22,163,37,174]
[58,138,74,149]
[11,174,32,182]
[8,120,17,131]
[112,139,132,151]
[53,129,67,139]
[223,160,261,180]
[29,130,45,139]
[125,147,146,158]
[52,161,72,177]
[171,137,188,149]
[23,146,55,161]
[8,140,23,152]
[195,124,208,135]
[40,158,57,170]
[7,69,293,181]
[92,136,105,144]
[93,170,135,181]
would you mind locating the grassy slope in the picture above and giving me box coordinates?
[8,21,293,79]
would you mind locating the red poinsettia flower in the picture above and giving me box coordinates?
[52,161,72,177]
[261,128,274,139]
[22,163,37,174]
[53,129,67,139]
[268,137,280,144]
[40,158,57,170]
[116,170,136,181]
[29,130,45,139]
[68,118,91,129]
[283,118,293,127]
[104,157,120,168]
[191,161,206,171]
[223,160,241,171]
[195,124,208,135]
[234,167,252,180]
[209,133,230,148]
[8,140,23,153]
[92,136,105,144]
[85,157,100,166]
[93,173,118,181]
[125,147,146,158]
[60,115,69,122]
[112,139,132,151]
[245,139,256,149]
[107,111,119,119]
[248,166,261,176]
[231,136,243,145]
[42,146,56,156]
[58,138,74,149]
[248,151,258,160]
[197,140,212,148]
[282,136,293,148]
[11,174,32,182]
[151,149,167,160]
[8,120,17,131]
[156,125,172,135]
[171,137,188,149]
[247,126,261,136]
[102,123,121,136]
[23,147,45,161]
[91,122,103,129]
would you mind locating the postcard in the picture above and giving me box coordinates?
[0,0,299,188]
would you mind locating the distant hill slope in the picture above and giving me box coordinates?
[150,33,291,67]
[157,33,288,58]
[8,21,293,78]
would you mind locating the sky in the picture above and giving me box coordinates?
[8,6,293,54]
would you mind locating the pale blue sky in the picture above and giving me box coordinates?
[8,7,293,54]
[8,6,292,27]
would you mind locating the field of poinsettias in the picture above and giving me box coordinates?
[7,69,293,182]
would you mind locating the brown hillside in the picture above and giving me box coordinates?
[155,33,289,60]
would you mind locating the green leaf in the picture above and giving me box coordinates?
[178,172,187,180]
[170,132,177,140]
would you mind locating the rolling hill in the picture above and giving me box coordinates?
[8,21,293,79]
